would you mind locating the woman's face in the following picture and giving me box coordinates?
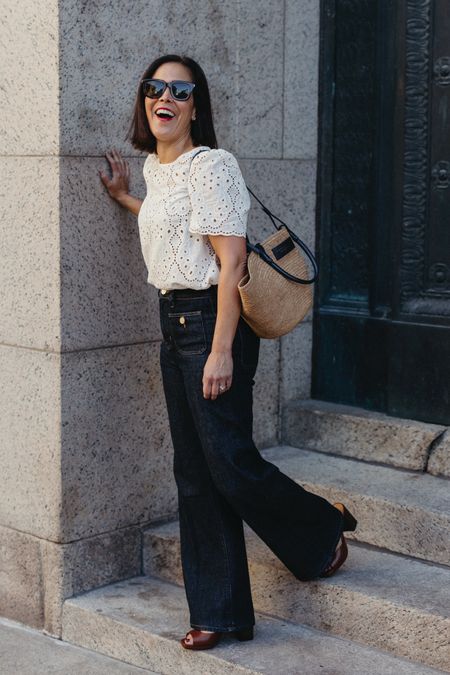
[145,62,196,145]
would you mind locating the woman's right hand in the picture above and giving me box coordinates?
[99,148,130,203]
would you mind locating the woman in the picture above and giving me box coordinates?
[99,54,357,651]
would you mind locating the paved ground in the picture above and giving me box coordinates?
[0,618,160,675]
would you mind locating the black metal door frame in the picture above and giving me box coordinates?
[312,0,450,424]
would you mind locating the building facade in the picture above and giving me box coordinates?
[0,0,320,634]
[0,3,448,670]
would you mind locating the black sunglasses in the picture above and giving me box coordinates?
[142,78,196,101]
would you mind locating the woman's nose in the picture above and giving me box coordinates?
[159,84,174,101]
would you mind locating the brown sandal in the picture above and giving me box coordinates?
[319,502,357,578]
[180,627,254,650]
[319,533,349,577]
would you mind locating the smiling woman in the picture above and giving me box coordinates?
[124,55,217,164]
[98,53,357,654]
[144,65,198,164]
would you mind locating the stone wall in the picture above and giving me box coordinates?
[0,0,320,634]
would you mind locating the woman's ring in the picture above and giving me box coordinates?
[219,384,226,392]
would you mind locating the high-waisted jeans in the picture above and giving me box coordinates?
[158,284,344,632]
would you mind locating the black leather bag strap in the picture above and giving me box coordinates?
[191,147,210,161]
[245,186,319,284]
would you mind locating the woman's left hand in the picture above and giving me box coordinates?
[202,350,233,400]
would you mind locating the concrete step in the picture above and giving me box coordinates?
[143,519,450,671]
[282,398,446,471]
[61,575,447,675]
[0,617,159,675]
[259,445,450,565]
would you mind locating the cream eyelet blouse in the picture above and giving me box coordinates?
[137,146,251,290]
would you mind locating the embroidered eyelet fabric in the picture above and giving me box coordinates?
[137,146,251,290]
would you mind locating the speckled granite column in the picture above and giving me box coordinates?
[1,0,318,637]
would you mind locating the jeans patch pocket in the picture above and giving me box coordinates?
[168,310,207,355]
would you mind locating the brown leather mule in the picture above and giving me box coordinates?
[180,626,254,650]
[319,502,357,578]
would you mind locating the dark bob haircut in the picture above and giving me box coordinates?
[125,54,218,153]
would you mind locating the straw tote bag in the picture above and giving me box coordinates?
[190,148,319,339]
[238,187,319,339]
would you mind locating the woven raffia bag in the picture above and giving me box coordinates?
[238,188,319,339]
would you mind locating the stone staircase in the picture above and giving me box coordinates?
[61,400,450,674]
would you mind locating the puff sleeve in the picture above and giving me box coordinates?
[188,148,251,236]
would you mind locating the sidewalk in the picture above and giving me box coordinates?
[0,618,160,675]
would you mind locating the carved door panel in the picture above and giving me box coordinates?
[312,0,450,424]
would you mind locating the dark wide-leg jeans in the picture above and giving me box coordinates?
[158,284,344,632]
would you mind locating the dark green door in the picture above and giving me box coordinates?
[312,0,450,425]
